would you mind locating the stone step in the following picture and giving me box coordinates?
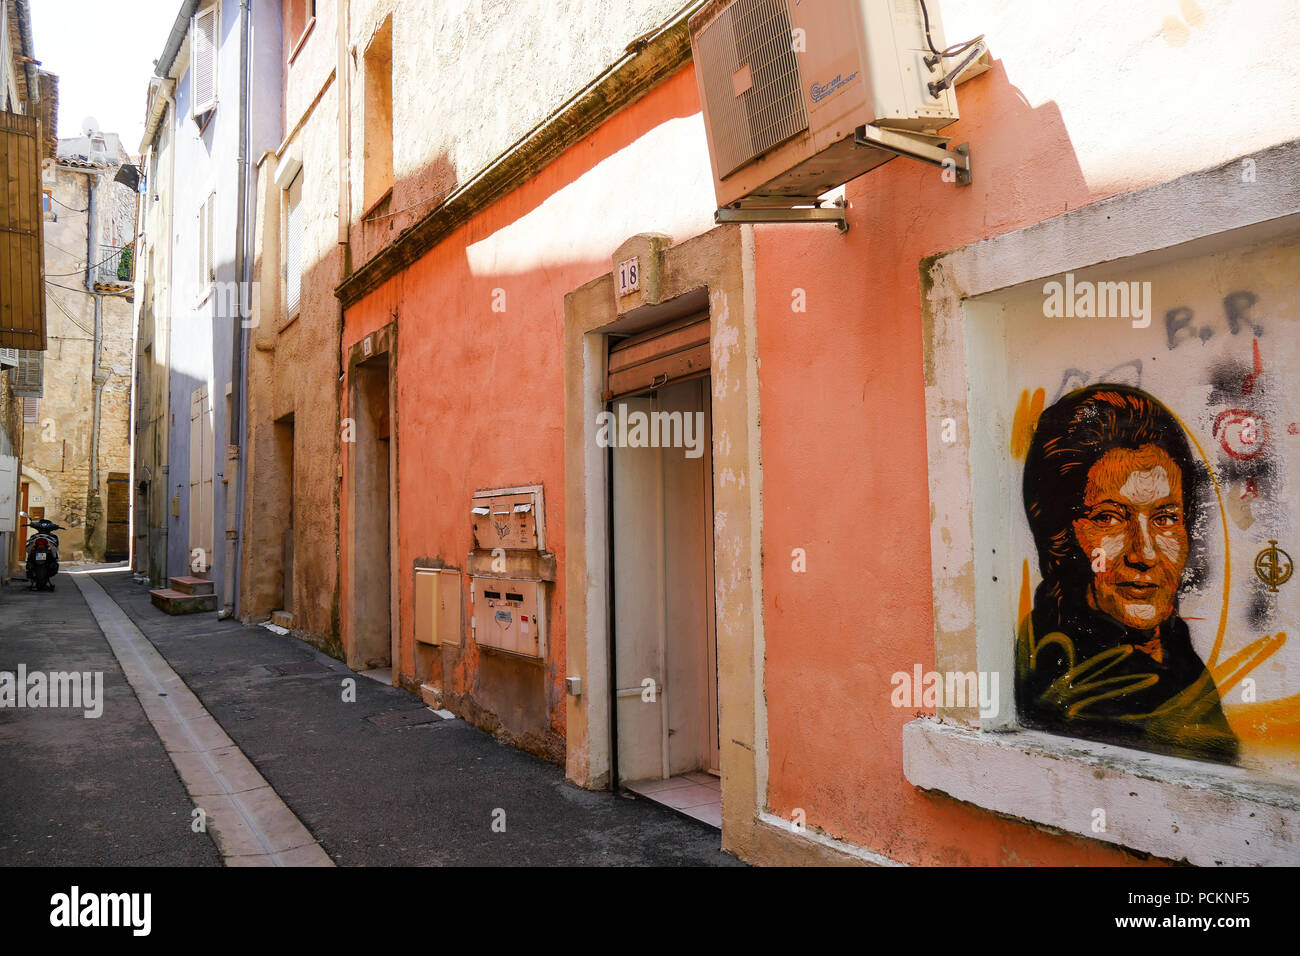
[169,575,215,596]
[271,610,294,629]
[150,588,218,615]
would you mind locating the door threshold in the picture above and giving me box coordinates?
[625,773,721,829]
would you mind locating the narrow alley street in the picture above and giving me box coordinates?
[0,570,739,867]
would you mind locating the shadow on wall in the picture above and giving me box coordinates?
[755,65,1170,867]
[334,65,708,765]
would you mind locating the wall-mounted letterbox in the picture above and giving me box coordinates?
[470,577,546,659]
[471,490,539,551]
[414,567,461,646]
[467,485,551,660]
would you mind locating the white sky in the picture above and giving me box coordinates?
[30,0,184,155]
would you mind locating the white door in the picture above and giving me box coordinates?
[0,455,18,533]
[188,386,213,571]
[612,378,717,783]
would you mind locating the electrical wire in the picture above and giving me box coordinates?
[43,285,96,338]
[51,194,88,213]
[44,235,139,278]
[917,0,984,61]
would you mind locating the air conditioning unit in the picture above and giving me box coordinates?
[690,0,974,214]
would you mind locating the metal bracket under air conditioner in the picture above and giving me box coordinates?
[853,125,972,186]
[714,198,849,233]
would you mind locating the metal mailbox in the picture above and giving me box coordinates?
[471,490,539,551]
[414,567,461,646]
[470,577,545,659]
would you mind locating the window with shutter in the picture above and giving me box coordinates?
[191,4,219,121]
[11,349,43,396]
[22,396,38,424]
[0,111,46,350]
[284,171,304,318]
[0,348,18,368]
[198,193,215,292]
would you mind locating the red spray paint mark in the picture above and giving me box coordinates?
[1213,409,1269,460]
[1242,338,1263,394]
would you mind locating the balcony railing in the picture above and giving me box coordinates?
[96,243,134,285]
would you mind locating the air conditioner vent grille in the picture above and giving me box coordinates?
[696,0,808,180]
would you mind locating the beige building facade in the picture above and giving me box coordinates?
[20,132,135,562]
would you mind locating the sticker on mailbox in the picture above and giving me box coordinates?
[494,609,513,629]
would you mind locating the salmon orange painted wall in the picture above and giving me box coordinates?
[339,66,714,757]
[755,0,1300,864]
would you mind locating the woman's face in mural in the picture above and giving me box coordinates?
[1071,444,1188,630]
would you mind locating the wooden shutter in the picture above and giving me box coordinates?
[191,5,219,119]
[11,348,42,395]
[0,111,46,350]
[606,312,710,400]
[22,396,37,423]
[285,172,303,317]
[197,193,214,289]
[0,455,17,534]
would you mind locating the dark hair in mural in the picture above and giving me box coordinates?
[1024,386,1203,616]
[1018,385,1238,764]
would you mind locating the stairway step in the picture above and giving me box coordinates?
[150,588,218,615]
[271,610,294,629]
[169,575,215,596]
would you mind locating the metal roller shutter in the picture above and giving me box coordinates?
[605,312,710,400]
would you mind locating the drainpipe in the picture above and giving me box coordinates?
[85,168,106,557]
[335,0,351,643]
[159,79,177,585]
[129,147,149,575]
[222,0,253,618]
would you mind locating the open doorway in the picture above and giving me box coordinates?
[349,354,393,672]
[273,414,295,620]
[609,359,720,825]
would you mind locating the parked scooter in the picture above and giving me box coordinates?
[19,511,64,592]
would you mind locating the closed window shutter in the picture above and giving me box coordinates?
[0,347,18,367]
[191,5,219,118]
[204,193,215,285]
[285,172,303,317]
[12,349,43,396]
[22,396,37,423]
[197,199,206,289]
[0,111,46,350]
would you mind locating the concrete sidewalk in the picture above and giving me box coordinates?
[93,571,740,866]
[0,574,222,866]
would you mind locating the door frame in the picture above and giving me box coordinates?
[562,227,765,852]
[342,322,400,677]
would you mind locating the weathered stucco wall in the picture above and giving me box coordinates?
[327,0,1300,865]
[340,59,714,759]
[344,0,690,269]
[156,0,281,603]
[243,0,335,641]
[134,105,175,583]
[24,157,134,560]
[757,0,1300,865]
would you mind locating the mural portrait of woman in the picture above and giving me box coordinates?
[1017,385,1239,763]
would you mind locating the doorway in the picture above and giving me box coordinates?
[188,385,214,573]
[349,354,393,671]
[274,415,295,618]
[610,373,720,815]
[105,473,129,560]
